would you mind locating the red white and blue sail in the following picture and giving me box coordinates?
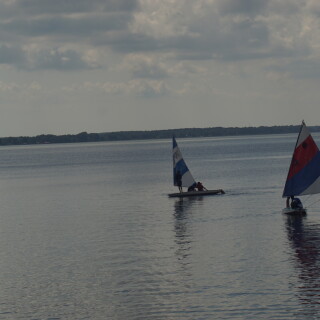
[172,137,196,188]
[283,121,320,197]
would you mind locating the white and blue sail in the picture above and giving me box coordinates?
[172,137,196,188]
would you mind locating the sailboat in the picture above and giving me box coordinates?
[282,121,320,215]
[168,136,225,198]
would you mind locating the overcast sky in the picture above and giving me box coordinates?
[1,0,320,136]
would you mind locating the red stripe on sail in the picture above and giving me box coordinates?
[287,135,319,180]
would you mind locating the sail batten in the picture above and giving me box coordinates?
[283,121,320,197]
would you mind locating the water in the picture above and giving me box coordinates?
[0,134,320,319]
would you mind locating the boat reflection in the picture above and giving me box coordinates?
[285,215,320,318]
[173,198,201,268]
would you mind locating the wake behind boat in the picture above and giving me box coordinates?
[168,137,225,198]
[282,121,320,215]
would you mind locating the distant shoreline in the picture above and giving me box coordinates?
[0,125,319,146]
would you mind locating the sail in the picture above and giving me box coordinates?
[283,121,320,197]
[172,137,196,188]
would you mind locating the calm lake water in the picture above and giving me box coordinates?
[1,134,320,319]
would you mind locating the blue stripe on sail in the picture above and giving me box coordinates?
[173,158,189,185]
[283,151,320,196]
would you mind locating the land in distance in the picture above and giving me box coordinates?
[0,125,319,146]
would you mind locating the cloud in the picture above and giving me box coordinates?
[128,79,170,97]
[268,58,320,79]
[216,0,269,16]
[62,79,171,97]
[0,0,140,70]
[307,0,320,16]
[0,0,140,16]
[27,48,100,70]
[0,80,41,95]
[123,0,273,62]
[123,54,170,79]
[0,0,319,80]
[0,45,98,70]
[0,44,25,64]
[1,14,131,38]
[115,0,320,82]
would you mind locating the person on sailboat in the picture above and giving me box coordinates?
[175,170,183,193]
[289,196,303,209]
[196,181,207,191]
[286,197,290,208]
[188,182,197,192]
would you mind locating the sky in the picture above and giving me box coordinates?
[1,0,320,136]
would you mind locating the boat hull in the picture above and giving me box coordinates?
[282,207,307,216]
[168,189,225,198]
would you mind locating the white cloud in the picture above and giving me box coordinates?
[0,80,41,93]
[62,79,171,97]
[123,54,170,78]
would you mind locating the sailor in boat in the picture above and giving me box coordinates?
[175,170,183,193]
[286,196,303,210]
[187,182,197,192]
[196,181,207,191]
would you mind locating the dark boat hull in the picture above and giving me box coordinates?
[282,207,307,216]
[168,189,225,198]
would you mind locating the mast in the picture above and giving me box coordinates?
[282,122,304,197]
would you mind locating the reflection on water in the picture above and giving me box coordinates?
[173,198,204,267]
[173,199,194,265]
[285,216,320,318]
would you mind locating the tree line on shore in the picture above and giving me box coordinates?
[0,125,319,146]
